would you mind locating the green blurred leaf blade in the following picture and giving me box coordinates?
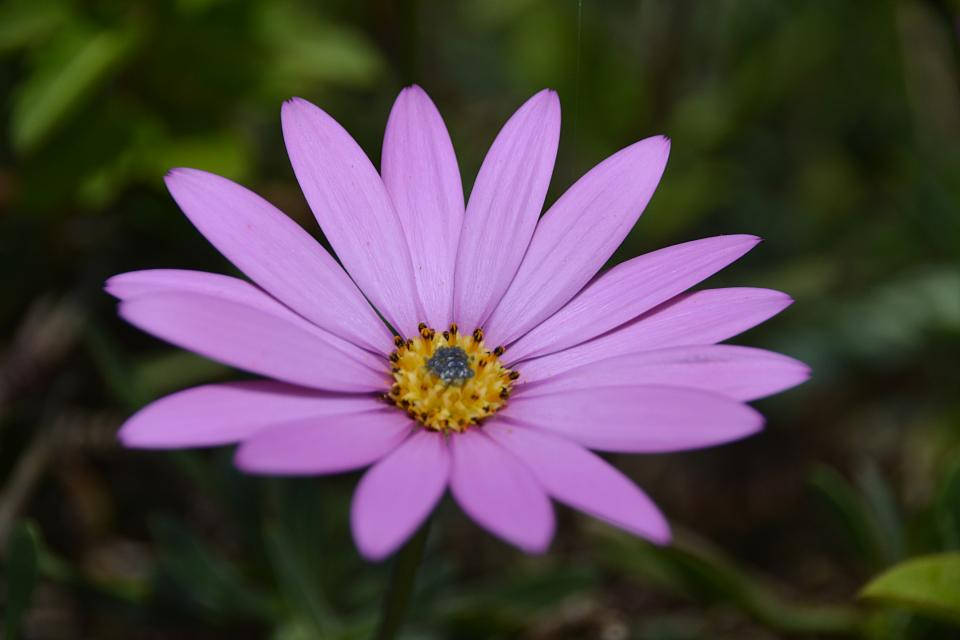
[11,22,140,153]
[860,553,960,625]
[3,521,41,640]
[0,0,69,54]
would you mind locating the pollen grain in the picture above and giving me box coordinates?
[385,323,515,433]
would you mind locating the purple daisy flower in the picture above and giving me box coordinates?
[107,86,808,560]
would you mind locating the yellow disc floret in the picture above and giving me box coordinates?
[385,323,517,433]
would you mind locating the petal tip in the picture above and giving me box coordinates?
[163,167,191,185]
[164,167,214,193]
[754,288,795,311]
[393,84,436,114]
[520,530,554,555]
[116,420,169,450]
[103,275,123,298]
[116,424,138,447]
[115,298,136,324]
[355,542,392,563]
[655,134,672,156]
[726,233,763,256]
[401,83,427,97]
[788,360,814,386]
[351,523,398,562]
[746,407,766,436]
[352,519,414,562]
[232,445,263,474]
[527,88,561,114]
[281,97,315,120]
[647,524,672,546]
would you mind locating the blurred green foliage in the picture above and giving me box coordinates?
[3,521,39,640]
[861,553,960,625]
[1,0,960,638]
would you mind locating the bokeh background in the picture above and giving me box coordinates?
[2,0,960,638]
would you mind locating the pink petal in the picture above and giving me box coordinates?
[351,430,450,560]
[516,287,793,383]
[107,272,384,380]
[484,135,670,347]
[119,290,387,392]
[505,386,764,453]
[519,345,809,402]
[282,97,423,338]
[164,169,391,353]
[505,235,760,362]
[485,421,670,543]
[107,269,290,309]
[453,90,561,332]
[449,429,554,553]
[381,86,464,329]
[119,381,381,449]
[235,409,412,475]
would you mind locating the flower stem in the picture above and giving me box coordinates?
[375,520,430,640]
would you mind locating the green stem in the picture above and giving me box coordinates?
[375,520,430,640]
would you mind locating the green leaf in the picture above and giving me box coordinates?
[856,461,905,564]
[150,516,276,620]
[860,553,960,625]
[11,22,140,153]
[936,454,960,550]
[809,465,888,570]
[590,524,863,636]
[0,0,69,54]
[4,521,41,640]
[255,3,383,94]
[263,520,339,637]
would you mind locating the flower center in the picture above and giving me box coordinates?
[385,323,517,433]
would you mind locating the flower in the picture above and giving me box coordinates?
[107,86,809,560]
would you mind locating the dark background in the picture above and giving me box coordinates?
[2,0,959,638]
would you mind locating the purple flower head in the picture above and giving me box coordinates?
[107,86,809,560]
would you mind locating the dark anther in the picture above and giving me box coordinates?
[449,323,458,335]
[389,352,399,362]
[442,330,450,341]
[426,346,475,384]
[493,346,505,356]
[499,387,509,398]
[406,339,414,349]
[418,322,428,331]
[391,367,400,374]
[472,328,484,342]
[508,370,520,380]
[393,335,405,347]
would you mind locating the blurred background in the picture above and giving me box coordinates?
[2,0,960,638]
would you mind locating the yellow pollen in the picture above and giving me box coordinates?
[385,323,516,433]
